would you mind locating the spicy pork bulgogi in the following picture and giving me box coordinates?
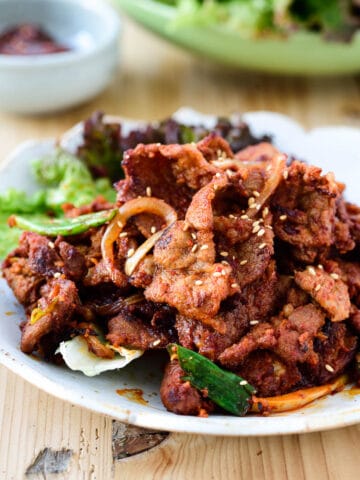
[3,133,360,416]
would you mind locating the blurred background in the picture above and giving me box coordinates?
[0,0,359,136]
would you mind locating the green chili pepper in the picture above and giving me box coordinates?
[168,344,256,416]
[9,209,117,237]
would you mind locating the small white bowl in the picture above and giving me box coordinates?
[0,0,120,114]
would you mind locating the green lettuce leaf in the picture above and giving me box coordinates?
[0,149,116,259]
[157,0,356,41]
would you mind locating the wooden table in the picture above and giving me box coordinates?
[1,16,360,480]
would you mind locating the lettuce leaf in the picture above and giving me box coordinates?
[32,149,116,213]
[156,0,356,41]
[0,150,116,258]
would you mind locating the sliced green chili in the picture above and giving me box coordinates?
[168,344,256,416]
[9,209,117,237]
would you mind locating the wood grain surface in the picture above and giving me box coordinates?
[1,14,360,480]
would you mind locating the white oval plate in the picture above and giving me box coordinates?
[1,109,360,436]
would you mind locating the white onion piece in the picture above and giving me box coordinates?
[125,230,163,276]
[211,159,239,169]
[101,211,123,281]
[101,197,177,279]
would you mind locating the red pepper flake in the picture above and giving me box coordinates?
[0,24,70,55]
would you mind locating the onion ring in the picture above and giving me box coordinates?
[101,197,177,280]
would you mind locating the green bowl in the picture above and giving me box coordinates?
[113,0,360,75]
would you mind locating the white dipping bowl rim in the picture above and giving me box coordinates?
[0,0,120,69]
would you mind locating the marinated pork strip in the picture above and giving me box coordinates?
[160,360,214,416]
[145,176,238,327]
[271,161,340,251]
[294,266,351,322]
[107,300,177,350]
[20,277,79,354]
[116,140,221,218]
[219,304,325,371]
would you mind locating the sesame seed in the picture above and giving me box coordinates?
[200,244,209,251]
[330,273,340,280]
[183,223,189,232]
[191,244,198,253]
[253,220,261,227]
[256,204,261,211]
[250,320,259,325]
[241,214,249,220]
[248,197,255,206]
[308,267,316,276]
[152,339,161,346]
[325,364,335,373]
[215,172,221,178]
[252,225,261,233]
[318,264,324,270]
[232,256,236,260]
[213,272,222,277]
[195,280,203,286]
[221,270,226,276]
[257,228,265,237]
[214,184,219,191]
[220,251,229,257]
[259,243,267,250]
[48,241,55,249]
[127,248,135,258]
[283,170,289,180]
[118,221,124,228]
[226,169,234,177]
[150,226,157,234]
[221,260,229,266]
[231,283,239,288]
[267,225,273,230]
[253,190,260,197]
[240,260,248,265]
[262,207,269,217]
[239,380,248,386]
[146,186,152,197]
[228,214,236,219]
[53,272,61,279]
[279,215,287,221]
[249,204,258,210]
[119,232,128,238]
[191,232,197,240]
[315,284,321,292]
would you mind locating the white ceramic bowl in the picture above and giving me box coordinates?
[0,0,120,114]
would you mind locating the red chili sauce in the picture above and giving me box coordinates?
[0,23,70,55]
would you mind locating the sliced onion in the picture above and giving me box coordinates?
[101,197,177,279]
[125,230,163,276]
[251,374,348,413]
[211,159,240,169]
